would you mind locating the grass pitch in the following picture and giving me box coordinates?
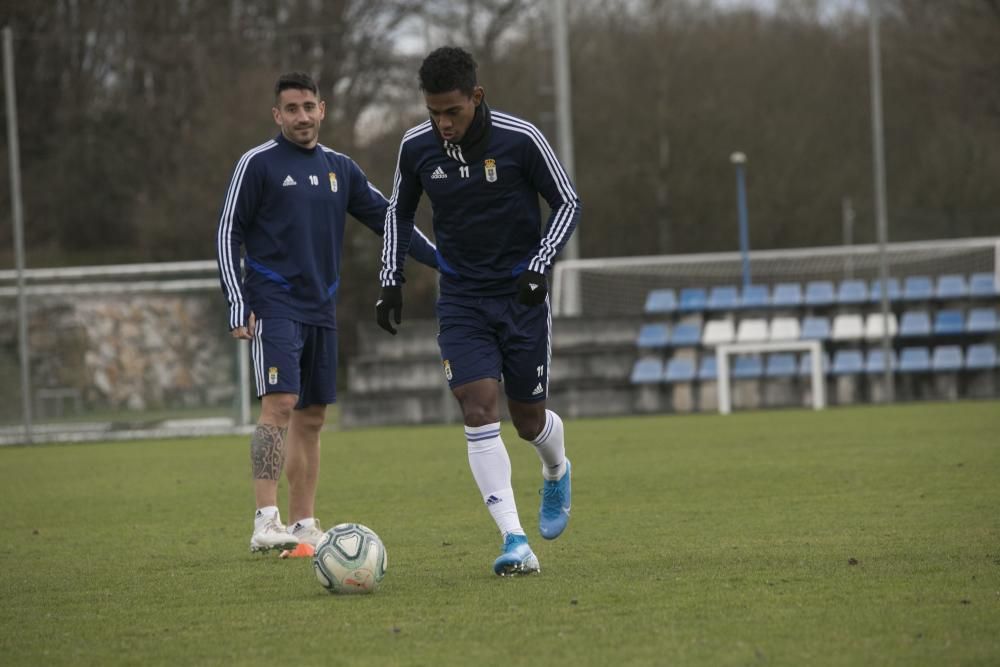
[2,401,998,666]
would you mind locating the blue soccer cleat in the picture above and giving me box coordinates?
[492,533,540,576]
[539,459,572,540]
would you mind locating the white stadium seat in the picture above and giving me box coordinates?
[702,319,736,346]
[736,318,768,343]
[864,312,898,339]
[768,317,800,341]
[831,313,864,340]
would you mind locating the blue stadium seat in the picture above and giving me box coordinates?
[935,274,967,300]
[969,273,998,299]
[800,316,831,341]
[798,351,829,376]
[678,288,707,313]
[771,282,803,308]
[902,276,933,301]
[731,355,763,379]
[932,346,963,372]
[765,353,797,378]
[832,349,864,375]
[804,280,835,307]
[697,356,718,381]
[898,347,931,373]
[637,323,670,349]
[630,358,663,384]
[663,358,696,383]
[869,277,901,303]
[965,344,998,370]
[933,310,964,336]
[966,308,999,333]
[837,279,868,305]
[707,285,739,311]
[899,311,931,337]
[864,348,897,374]
[644,288,677,314]
[740,284,770,309]
[670,322,702,347]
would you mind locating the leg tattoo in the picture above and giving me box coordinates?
[250,423,288,481]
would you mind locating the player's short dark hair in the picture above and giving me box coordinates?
[275,72,319,100]
[419,47,478,96]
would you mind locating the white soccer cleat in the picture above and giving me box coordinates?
[289,520,325,548]
[250,515,299,553]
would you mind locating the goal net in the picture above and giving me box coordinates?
[551,237,1000,317]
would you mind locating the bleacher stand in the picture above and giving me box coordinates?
[741,284,770,309]
[969,273,999,299]
[966,308,999,334]
[935,274,967,300]
[831,314,864,341]
[637,323,670,349]
[801,316,831,341]
[899,311,931,338]
[805,280,835,307]
[736,318,768,343]
[707,286,739,312]
[769,317,800,341]
[772,283,803,308]
[671,322,702,347]
[933,310,964,336]
[702,319,735,346]
[644,288,677,314]
[837,279,868,305]
[932,345,964,400]
[903,276,934,301]
[679,288,707,313]
[864,313,897,340]
[869,277,901,303]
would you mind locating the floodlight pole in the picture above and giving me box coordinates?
[868,0,894,402]
[551,0,581,315]
[3,26,32,443]
[731,152,751,289]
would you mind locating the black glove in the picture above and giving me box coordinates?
[376,286,403,335]
[516,270,547,306]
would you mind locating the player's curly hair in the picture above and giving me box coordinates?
[275,72,318,100]
[419,46,478,96]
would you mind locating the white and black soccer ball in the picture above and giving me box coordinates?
[312,523,387,594]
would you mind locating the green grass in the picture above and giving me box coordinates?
[2,401,999,666]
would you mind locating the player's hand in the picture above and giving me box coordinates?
[231,311,256,340]
[516,270,547,306]
[376,286,403,335]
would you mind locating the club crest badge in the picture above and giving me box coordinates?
[268,367,279,385]
[484,158,498,183]
[328,172,338,192]
[443,359,453,381]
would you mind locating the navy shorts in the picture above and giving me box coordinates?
[436,294,551,402]
[250,318,338,408]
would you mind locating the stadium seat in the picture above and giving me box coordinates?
[663,358,696,383]
[740,284,770,309]
[831,314,864,340]
[869,277,900,303]
[771,282,803,308]
[935,274,967,300]
[644,288,677,314]
[769,317,800,341]
[678,288,707,313]
[800,316,831,341]
[630,358,663,384]
[899,311,931,337]
[932,345,963,372]
[702,319,735,346]
[832,349,864,375]
[804,280,835,307]
[670,322,702,347]
[864,313,898,340]
[865,348,897,374]
[965,344,998,370]
[966,308,999,334]
[898,347,931,373]
[902,276,933,301]
[707,286,739,311]
[933,310,964,336]
[731,355,763,379]
[636,323,670,349]
[765,353,797,378]
[736,318,768,343]
[798,351,829,376]
[697,356,718,381]
[837,279,868,305]
[969,272,999,299]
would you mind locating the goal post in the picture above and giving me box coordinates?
[716,340,825,415]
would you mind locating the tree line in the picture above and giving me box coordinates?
[1,0,997,327]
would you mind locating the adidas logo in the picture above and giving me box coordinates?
[282,175,297,187]
[431,166,447,180]
[485,494,502,506]
[532,383,544,396]
[529,283,540,291]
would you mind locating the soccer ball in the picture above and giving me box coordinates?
[312,523,387,594]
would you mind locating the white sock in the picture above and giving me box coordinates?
[291,517,316,531]
[466,423,525,538]
[254,505,279,529]
[532,410,567,481]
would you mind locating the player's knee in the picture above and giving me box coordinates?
[261,393,297,424]
[512,413,545,441]
[462,405,498,427]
